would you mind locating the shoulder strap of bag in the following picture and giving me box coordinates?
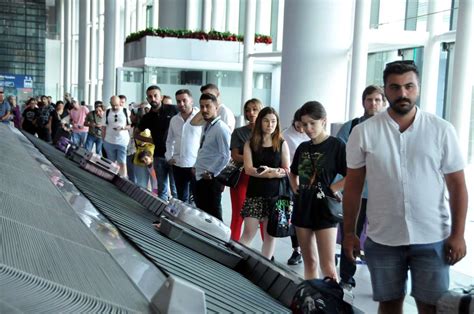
[105,108,110,124]
[123,107,130,125]
[349,117,360,134]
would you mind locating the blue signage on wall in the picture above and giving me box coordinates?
[0,74,34,89]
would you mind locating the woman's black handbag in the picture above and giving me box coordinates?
[267,176,295,238]
[216,160,243,188]
[316,182,343,223]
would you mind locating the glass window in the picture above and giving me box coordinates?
[450,0,459,30]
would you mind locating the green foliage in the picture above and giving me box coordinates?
[125,28,272,44]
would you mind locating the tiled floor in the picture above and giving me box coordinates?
[221,163,474,313]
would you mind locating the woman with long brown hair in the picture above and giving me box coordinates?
[240,107,290,259]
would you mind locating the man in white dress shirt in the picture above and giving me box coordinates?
[343,61,467,314]
[165,89,201,203]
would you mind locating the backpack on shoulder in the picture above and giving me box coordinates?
[105,107,130,125]
[291,277,354,314]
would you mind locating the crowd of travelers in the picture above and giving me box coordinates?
[0,60,468,314]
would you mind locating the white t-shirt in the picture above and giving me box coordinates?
[104,108,131,147]
[218,104,235,132]
[346,109,465,246]
[282,126,310,163]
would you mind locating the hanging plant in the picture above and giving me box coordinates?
[125,28,272,45]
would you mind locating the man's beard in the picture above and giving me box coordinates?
[150,101,159,110]
[389,97,415,115]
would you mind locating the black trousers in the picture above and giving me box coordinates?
[194,177,223,221]
[173,165,194,203]
[339,198,367,286]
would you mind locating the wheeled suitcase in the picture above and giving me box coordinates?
[55,136,72,153]
[67,147,91,163]
[164,198,231,243]
[158,217,242,268]
[79,153,119,181]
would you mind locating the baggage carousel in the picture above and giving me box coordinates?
[0,124,298,313]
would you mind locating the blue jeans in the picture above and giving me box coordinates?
[127,154,136,184]
[153,157,177,200]
[365,238,449,305]
[72,132,88,147]
[84,134,103,155]
[103,141,127,164]
[134,165,150,190]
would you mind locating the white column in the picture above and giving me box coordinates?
[115,0,123,70]
[348,0,371,119]
[279,0,355,128]
[270,65,281,110]
[63,0,71,94]
[90,0,98,103]
[449,0,474,158]
[152,0,159,28]
[136,0,143,31]
[97,0,105,101]
[78,0,90,103]
[103,0,117,101]
[276,0,284,51]
[419,0,443,113]
[226,0,239,33]
[255,0,271,35]
[241,0,256,115]
[186,0,199,30]
[124,0,130,36]
[202,0,212,31]
[59,0,65,97]
[211,0,226,31]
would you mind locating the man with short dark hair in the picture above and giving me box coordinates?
[36,95,56,142]
[343,61,468,314]
[0,91,11,124]
[337,85,385,291]
[84,101,105,155]
[193,93,231,220]
[118,95,127,108]
[191,83,236,132]
[135,85,178,200]
[165,89,201,203]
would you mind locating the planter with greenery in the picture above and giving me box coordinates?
[125,28,272,45]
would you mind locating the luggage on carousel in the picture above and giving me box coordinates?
[164,198,231,243]
[55,136,72,153]
[79,152,119,181]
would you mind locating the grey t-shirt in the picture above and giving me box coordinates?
[230,125,252,155]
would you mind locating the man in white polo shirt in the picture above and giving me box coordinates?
[165,89,201,203]
[343,61,467,314]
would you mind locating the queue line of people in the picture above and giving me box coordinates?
[2,60,468,314]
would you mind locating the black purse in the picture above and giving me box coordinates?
[216,160,243,188]
[316,182,343,223]
[306,146,343,223]
[267,176,295,238]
